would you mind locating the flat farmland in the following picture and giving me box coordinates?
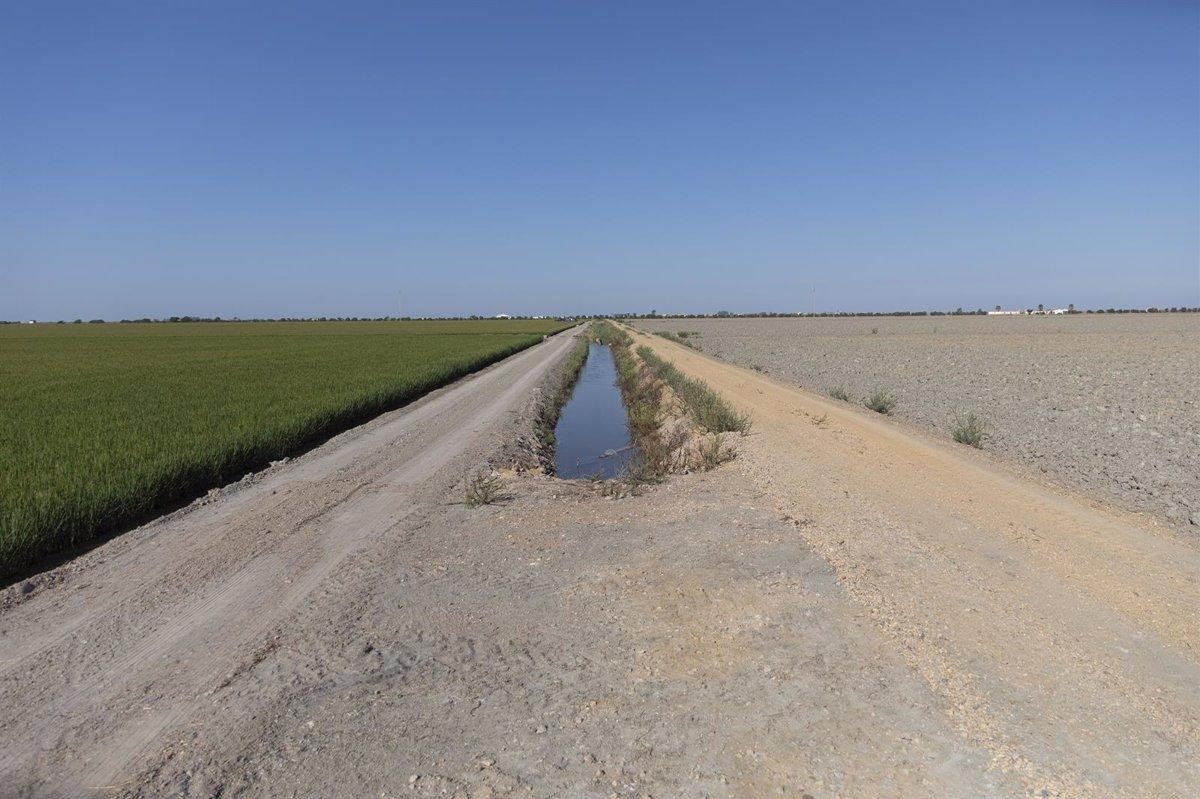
[634,314,1200,526]
[0,319,569,580]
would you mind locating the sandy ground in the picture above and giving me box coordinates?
[1,323,1197,798]
[632,314,1200,527]
[627,326,1200,798]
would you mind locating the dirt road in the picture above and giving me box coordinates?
[628,326,1200,797]
[0,330,579,797]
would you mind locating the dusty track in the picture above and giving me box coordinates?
[0,330,579,797]
[629,326,1200,797]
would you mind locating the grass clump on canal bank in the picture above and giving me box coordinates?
[587,321,631,347]
[636,346,751,434]
[533,337,590,472]
[694,433,737,470]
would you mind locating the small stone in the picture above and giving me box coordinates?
[535,724,547,734]
[1190,514,1199,527]
[409,774,419,784]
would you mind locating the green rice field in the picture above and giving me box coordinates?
[0,319,570,581]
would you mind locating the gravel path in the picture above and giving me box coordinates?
[634,314,1200,527]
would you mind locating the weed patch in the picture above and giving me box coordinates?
[864,389,896,415]
[655,331,699,348]
[636,346,751,434]
[465,470,505,507]
[951,412,989,448]
[693,433,737,471]
[587,322,631,347]
[828,386,852,402]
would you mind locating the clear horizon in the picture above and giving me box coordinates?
[5,298,1200,323]
[3,1,1198,320]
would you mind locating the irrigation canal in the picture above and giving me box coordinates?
[554,342,635,479]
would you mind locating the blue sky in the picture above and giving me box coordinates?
[2,1,1197,318]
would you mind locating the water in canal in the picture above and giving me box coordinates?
[554,343,635,479]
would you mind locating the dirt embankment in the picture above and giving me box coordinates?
[627,325,1200,798]
[633,314,1200,527]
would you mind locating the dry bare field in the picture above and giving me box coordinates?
[634,314,1200,527]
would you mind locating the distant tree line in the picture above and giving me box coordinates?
[3,307,1197,324]
[1,315,567,324]
[604,306,1200,319]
